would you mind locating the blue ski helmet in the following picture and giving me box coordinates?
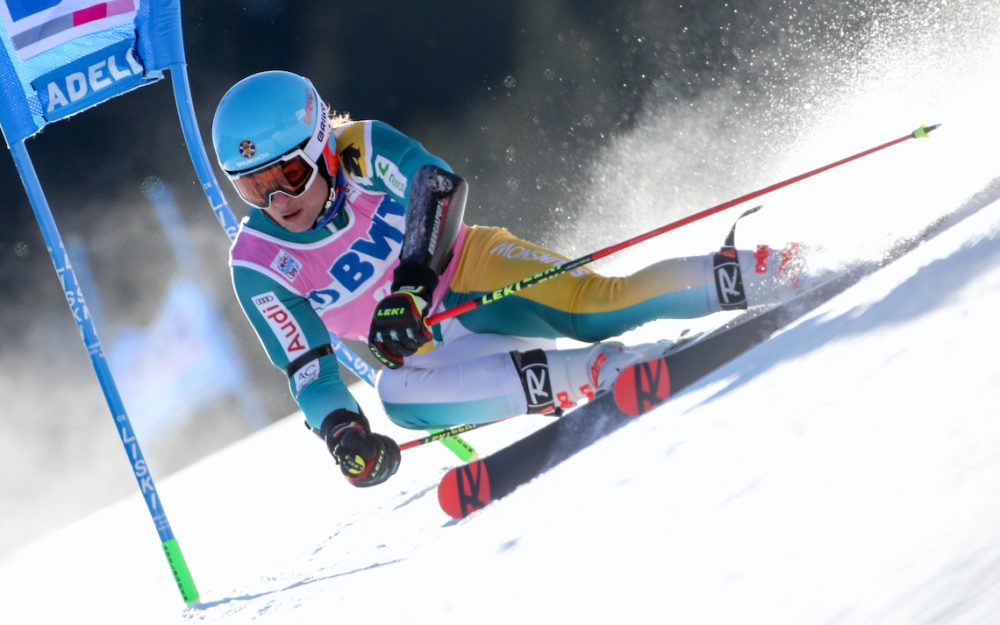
[212,70,337,178]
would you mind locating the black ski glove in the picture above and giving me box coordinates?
[368,262,438,369]
[326,421,401,488]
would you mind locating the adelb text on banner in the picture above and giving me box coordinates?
[0,0,183,145]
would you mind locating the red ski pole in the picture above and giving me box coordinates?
[400,419,509,453]
[427,124,940,327]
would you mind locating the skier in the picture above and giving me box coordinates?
[212,70,808,487]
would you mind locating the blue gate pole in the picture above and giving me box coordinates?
[65,237,108,336]
[9,139,200,604]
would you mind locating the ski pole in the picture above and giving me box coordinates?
[427,123,941,326]
[9,140,200,604]
[400,419,510,452]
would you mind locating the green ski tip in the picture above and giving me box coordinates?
[912,123,941,139]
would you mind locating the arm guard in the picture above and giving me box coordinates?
[393,165,467,292]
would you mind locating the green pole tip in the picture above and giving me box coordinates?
[441,435,478,462]
[162,538,200,604]
[912,123,941,139]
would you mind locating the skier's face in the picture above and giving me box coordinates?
[264,174,330,232]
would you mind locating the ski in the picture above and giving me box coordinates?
[436,267,847,519]
[438,199,979,519]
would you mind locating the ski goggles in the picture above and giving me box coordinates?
[226,148,320,210]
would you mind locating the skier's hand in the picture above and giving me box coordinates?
[326,421,401,487]
[368,287,433,369]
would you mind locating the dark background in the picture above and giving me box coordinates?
[0,0,893,553]
[1,0,875,262]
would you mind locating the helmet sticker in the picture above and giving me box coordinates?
[214,72,329,173]
[304,88,314,125]
[238,139,256,158]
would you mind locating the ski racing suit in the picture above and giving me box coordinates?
[229,119,744,435]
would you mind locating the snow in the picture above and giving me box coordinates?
[5,3,1000,619]
[3,176,1000,623]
